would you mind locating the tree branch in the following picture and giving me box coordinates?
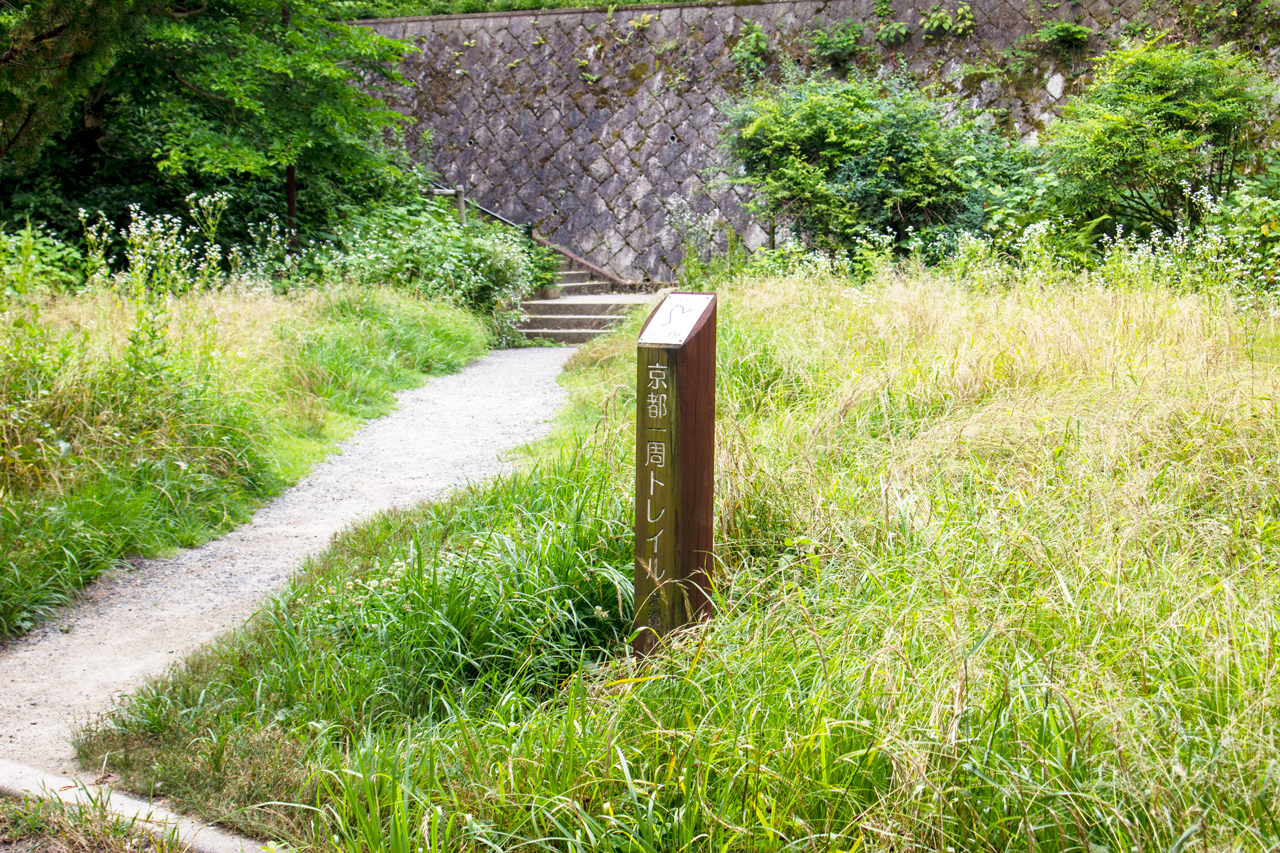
[171,71,233,103]
[162,2,208,20]
[0,111,37,159]
[0,22,71,66]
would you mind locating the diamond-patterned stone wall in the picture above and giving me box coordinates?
[363,0,1172,281]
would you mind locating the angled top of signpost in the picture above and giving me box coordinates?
[637,293,716,347]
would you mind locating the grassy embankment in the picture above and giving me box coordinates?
[80,252,1280,851]
[0,286,487,635]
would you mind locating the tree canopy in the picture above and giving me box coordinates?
[104,0,409,178]
[0,0,137,162]
[0,0,413,240]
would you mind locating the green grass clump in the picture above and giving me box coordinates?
[80,262,1280,852]
[0,287,487,635]
[0,794,182,853]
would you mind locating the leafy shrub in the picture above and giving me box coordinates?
[1033,20,1092,50]
[319,182,539,344]
[730,20,770,80]
[919,2,974,40]
[0,222,83,300]
[1043,39,1274,236]
[809,18,867,68]
[875,20,911,46]
[724,75,1029,263]
[1204,162,1280,289]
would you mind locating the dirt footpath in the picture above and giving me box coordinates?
[0,347,574,778]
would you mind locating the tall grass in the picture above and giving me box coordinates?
[79,257,1280,851]
[0,286,487,635]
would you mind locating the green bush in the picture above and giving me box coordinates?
[809,18,867,69]
[730,20,770,81]
[1043,39,1274,236]
[319,174,541,344]
[0,222,84,300]
[724,75,1028,263]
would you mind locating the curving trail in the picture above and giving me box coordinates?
[0,347,574,779]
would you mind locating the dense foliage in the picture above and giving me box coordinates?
[0,0,411,243]
[1043,40,1273,235]
[0,0,136,162]
[726,38,1280,278]
[724,75,1028,261]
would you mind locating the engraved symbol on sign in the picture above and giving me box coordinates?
[647,441,666,467]
[649,470,664,495]
[647,527,664,554]
[660,303,692,328]
[647,393,667,418]
[648,365,668,390]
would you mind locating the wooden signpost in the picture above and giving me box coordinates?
[633,292,716,655]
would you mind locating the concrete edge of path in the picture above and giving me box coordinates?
[0,759,270,853]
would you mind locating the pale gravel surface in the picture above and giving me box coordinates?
[0,346,575,779]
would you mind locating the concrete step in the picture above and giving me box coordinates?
[520,282,662,345]
[557,269,595,284]
[519,313,624,330]
[524,328,611,344]
[554,280,617,296]
[521,299,637,316]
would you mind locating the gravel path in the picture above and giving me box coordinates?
[0,347,575,778]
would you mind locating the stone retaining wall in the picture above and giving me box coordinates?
[364,0,1169,280]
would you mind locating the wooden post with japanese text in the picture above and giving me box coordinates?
[634,293,716,655]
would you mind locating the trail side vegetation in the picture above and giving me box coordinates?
[0,185,551,637]
[0,0,411,245]
[0,0,561,637]
[79,232,1280,850]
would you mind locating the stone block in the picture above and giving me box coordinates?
[658,225,681,252]
[566,206,595,235]
[556,193,581,215]
[612,244,638,274]
[635,245,662,278]
[655,143,683,168]
[615,156,641,182]
[620,122,646,149]
[603,228,626,257]
[742,221,768,250]
[665,156,694,184]
[574,229,602,256]
[636,193,661,216]
[599,173,626,202]
[541,122,567,150]
[626,174,654,204]
[586,107,614,132]
[688,102,717,130]
[574,172,598,198]
[638,102,665,130]
[585,192,608,216]
[618,207,646,235]
[509,157,534,185]
[497,125,522,150]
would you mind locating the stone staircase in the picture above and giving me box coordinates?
[520,260,660,344]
